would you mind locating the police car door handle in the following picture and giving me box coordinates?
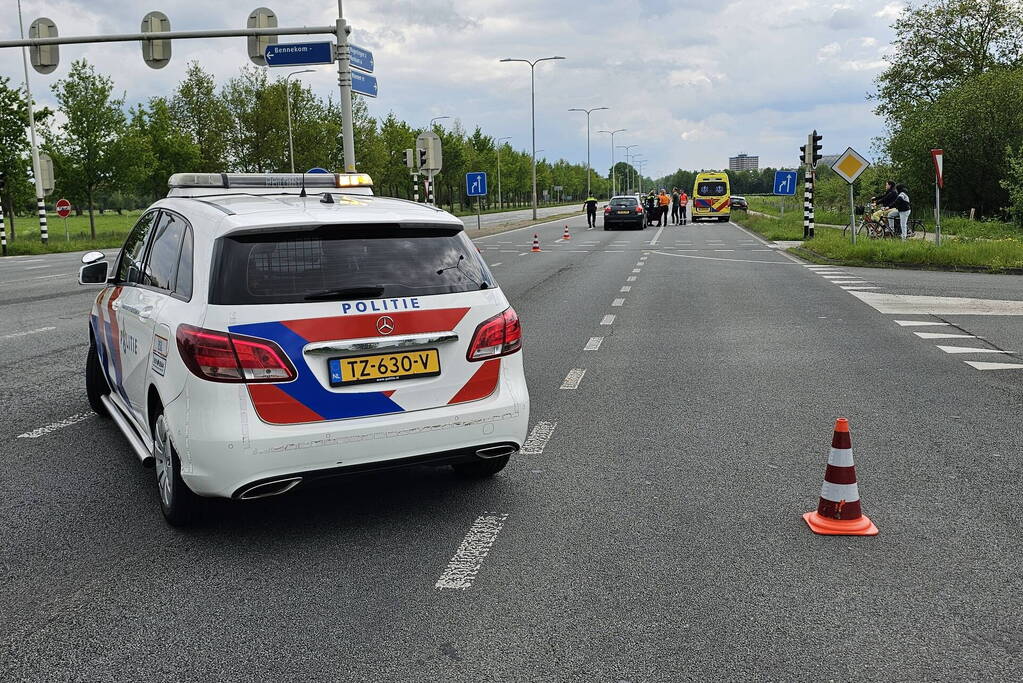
[137,306,154,320]
[110,300,122,311]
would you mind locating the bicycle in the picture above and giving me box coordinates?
[844,203,909,239]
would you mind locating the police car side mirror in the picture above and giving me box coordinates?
[79,261,109,285]
[82,251,105,265]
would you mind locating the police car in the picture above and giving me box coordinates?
[79,172,529,526]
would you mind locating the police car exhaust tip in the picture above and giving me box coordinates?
[237,477,303,500]
[476,445,517,460]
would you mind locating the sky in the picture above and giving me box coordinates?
[0,0,906,179]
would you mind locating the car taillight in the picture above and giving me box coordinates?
[604,206,611,214]
[467,307,522,361]
[176,324,296,383]
[636,206,643,213]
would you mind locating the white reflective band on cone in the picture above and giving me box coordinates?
[820,481,860,503]
[827,447,855,468]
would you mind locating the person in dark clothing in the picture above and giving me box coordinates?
[670,188,681,224]
[871,180,898,227]
[583,195,598,228]
[645,192,657,226]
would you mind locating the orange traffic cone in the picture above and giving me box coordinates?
[531,234,541,252]
[803,418,878,536]
[563,225,571,240]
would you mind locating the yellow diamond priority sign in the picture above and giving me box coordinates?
[833,147,870,184]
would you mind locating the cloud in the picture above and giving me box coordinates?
[875,2,904,20]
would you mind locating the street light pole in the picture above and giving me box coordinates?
[500,56,565,219]
[284,69,314,173]
[496,136,511,209]
[568,107,608,197]
[636,159,647,193]
[430,115,451,129]
[618,144,638,193]
[599,128,626,196]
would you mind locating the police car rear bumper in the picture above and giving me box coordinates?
[164,369,529,498]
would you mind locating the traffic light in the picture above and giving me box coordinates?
[799,143,807,165]
[404,148,416,169]
[418,148,428,170]
[811,130,823,168]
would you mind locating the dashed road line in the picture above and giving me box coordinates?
[600,314,615,325]
[17,412,95,439]
[1,326,57,340]
[584,336,604,351]
[489,262,502,267]
[435,513,509,590]
[841,286,881,290]
[913,332,976,340]
[612,298,625,307]
[649,226,665,246]
[631,268,642,273]
[620,286,631,292]
[560,368,587,389]
[936,345,1010,355]
[627,276,637,282]
[895,320,949,327]
[964,361,1023,370]
[520,420,557,455]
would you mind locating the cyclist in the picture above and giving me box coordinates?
[870,180,898,232]
[894,184,911,239]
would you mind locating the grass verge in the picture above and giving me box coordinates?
[795,229,1023,273]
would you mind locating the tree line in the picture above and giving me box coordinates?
[0,59,648,240]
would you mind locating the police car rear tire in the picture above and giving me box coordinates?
[86,342,110,418]
[452,454,510,478]
[152,411,206,527]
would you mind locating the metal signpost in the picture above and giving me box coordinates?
[466,172,488,230]
[932,149,944,246]
[831,147,870,244]
[773,170,797,217]
[56,198,71,240]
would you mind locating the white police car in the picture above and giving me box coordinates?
[79,172,529,526]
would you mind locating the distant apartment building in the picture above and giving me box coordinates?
[729,153,759,171]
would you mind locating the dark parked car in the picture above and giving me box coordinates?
[730,195,748,211]
[603,195,645,230]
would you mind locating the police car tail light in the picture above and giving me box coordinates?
[467,307,521,361]
[176,325,296,383]
[604,206,611,214]
[636,206,643,213]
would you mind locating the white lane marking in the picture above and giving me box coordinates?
[473,213,589,241]
[488,262,502,267]
[1,326,57,340]
[841,286,882,290]
[584,336,603,351]
[894,320,950,327]
[435,513,509,590]
[819,275,852,279]
[517,252,528,256]
[601,314,616,325]
[936,345,1010,355]
[20,259,44,263]
[649,226,665,246]
[631,268,642,273]
[621,286,631,292]
[964,361,1023,370]
[651,250,798,265]
[713,249,735,252]
[847,291,1023,316]
[612,298,625,307]
[17,411,95,438]
[829,280,869,284]
[560,368,587,389]
[520,420,557,455]
[23,265,52,270]
[627,276,637,282]
[914,332,976,339]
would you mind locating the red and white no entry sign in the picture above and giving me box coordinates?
[56,198,72,218]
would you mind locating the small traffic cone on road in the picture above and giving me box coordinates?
[531,234,541,252]
[803,418,879,536]
[563,225,571,240]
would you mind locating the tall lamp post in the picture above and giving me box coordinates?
[496,136,511,209]
[499,55,566,219]
[430,115,451,129]
[285,69,314,173]
[568,106,608,197]
[636,159,648,193]
[599,128,626,196]
[618,144,638,193]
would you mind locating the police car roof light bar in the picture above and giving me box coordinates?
[167,173,373,190]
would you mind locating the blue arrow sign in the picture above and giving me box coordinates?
[773,170,798,196]
[307,167,330,174]
[351,70,378,98]
[349,44,374,73]
[265,41,335,67]
[466,172,488,197]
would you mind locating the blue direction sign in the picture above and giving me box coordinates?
[466,172,488,197]
[265,41,335,67]
[351,70,378,98]
[349,44,374,73]
[307,167,329,174]
[773,170,798,196]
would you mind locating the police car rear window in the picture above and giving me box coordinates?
[209,225,494,305]
[610,198,638,207]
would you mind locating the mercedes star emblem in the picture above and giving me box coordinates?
[376,316,395,335]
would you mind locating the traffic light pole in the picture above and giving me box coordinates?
[803,167,815,240]
[17,0,46,245]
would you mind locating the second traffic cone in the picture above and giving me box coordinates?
[803,418,878,536]
[563,225,571,240]
[531,234,541,252]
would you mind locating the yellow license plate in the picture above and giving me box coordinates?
[329,349,441,387]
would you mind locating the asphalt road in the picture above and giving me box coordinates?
[1,214,1022,681]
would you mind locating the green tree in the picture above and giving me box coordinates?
[130,97,201,200]
[1002,144,1023,224]
[874,0,1023,122]
[170,62,232,171]
[48,60,129,238]
[0,77,45,238]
